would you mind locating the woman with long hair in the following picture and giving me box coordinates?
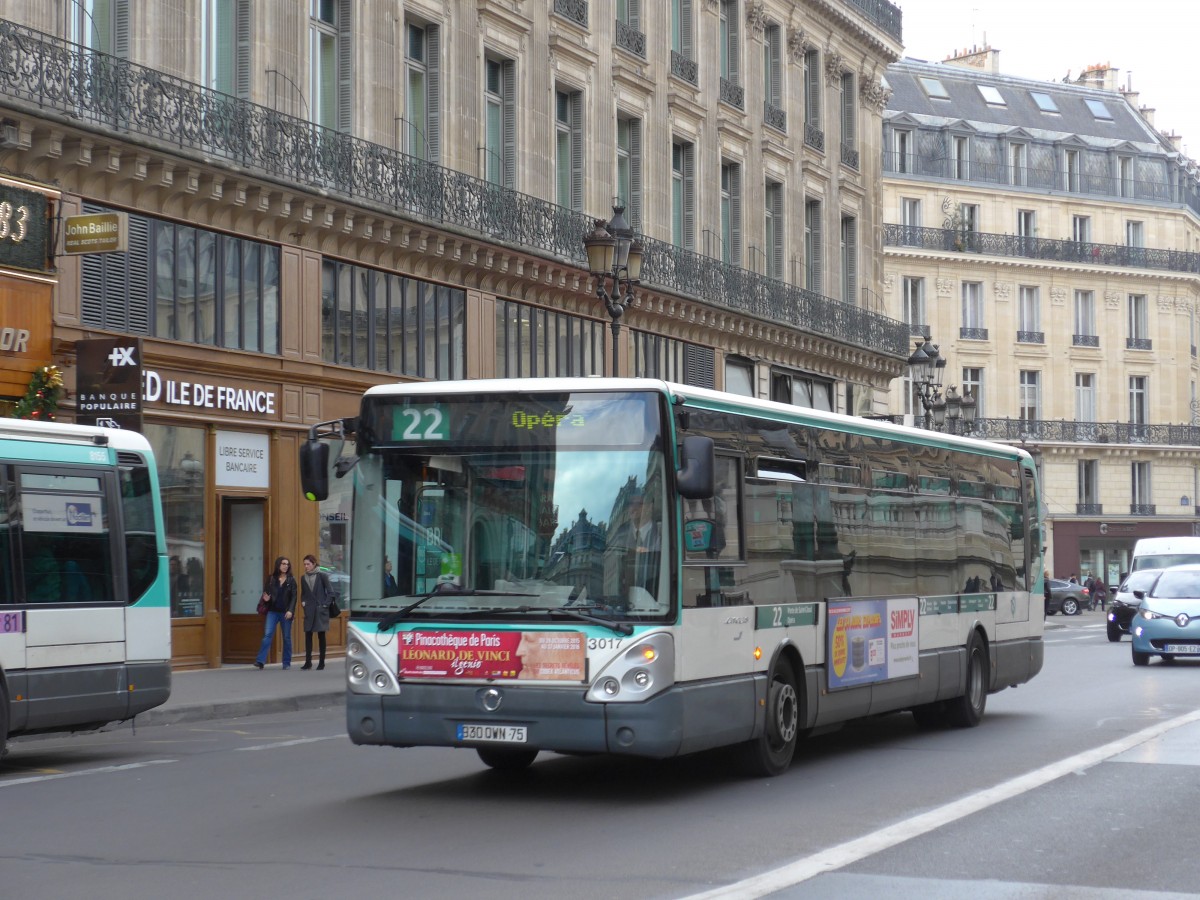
[254,556,297,669]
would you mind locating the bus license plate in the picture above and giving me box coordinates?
[1165,644,1200,654]
[457,723,527,743]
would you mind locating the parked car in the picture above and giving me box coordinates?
[1108,568,1161,641]
[1129,565,1200,665]
[1045,578,1091,616]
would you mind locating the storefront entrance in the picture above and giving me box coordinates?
[221,498,269,664]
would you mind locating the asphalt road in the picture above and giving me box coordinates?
[2,609,1198,900]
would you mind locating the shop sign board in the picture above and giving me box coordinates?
[75,337,144,430]
[62,211,128,255]
[0,179,51,273]
[215,430,270,489]
[143,369,278,418]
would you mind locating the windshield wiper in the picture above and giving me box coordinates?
[376,587,536,632]
[506,605,634,636]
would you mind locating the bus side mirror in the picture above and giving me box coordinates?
[299,440,330,501]
[676,435,715,500]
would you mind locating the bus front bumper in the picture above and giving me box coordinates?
[347,683,685,759]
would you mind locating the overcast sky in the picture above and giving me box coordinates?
[897,0,1198,159]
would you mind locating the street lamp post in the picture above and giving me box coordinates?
[907,338,946,429]
[582,205,643,376]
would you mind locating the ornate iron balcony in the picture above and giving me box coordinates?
[960,327,988,340]
[0,19,909,357]
[844,0,903,41]
[614,19,645,58]
[1130,504,1157,516]
[840,143,860,170]
[908,322,931,338]
[970,418,1200,446]
[1076,503,1103,515]
[764,102,786,133]
[671,50,698,86]
[553,0,588,27]
[1073,334,1100,348]
[882,223,1200,277]
[1017,331,1044,344]
[719,77,744,110]
[1126,337,1153,350]
[882,150,1198,217]
[804,123,825,152]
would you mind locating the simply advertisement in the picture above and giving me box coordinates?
[827,597,919,690]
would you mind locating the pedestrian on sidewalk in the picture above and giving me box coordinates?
[255,556,297,670]
[300,553,335,670]
[1094,579,1108,611]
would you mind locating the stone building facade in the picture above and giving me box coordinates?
[0,0,903,666]
[882,49,1200,585]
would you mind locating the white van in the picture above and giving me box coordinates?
[1130,536,1200,572]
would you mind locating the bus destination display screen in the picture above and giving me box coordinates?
[362,391,660,451]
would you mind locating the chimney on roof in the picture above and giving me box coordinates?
[1141,106,1156,127]
[1073,62,1119,92]
[943,43,1000,74]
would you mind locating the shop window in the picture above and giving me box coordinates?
[143,423,207,619]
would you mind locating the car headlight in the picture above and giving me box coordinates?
[1139,609,1167,621]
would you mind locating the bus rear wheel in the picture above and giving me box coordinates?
[739,656,800,777]
[476,747,538,771]
[945,633,988,728]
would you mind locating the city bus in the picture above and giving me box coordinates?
[0,419,171,757]
[300,378,1044,776]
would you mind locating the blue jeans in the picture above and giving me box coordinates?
[255,610,292,667]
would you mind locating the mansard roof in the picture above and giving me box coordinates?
[884,58,1169,153]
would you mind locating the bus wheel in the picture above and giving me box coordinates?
[946,633,988,728]
[476,747,538,771]
[911,701,947,729]
[739,656,800,777]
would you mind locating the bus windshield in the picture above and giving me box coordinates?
[349,390,671,621]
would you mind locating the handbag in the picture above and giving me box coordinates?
[328,598,341,618]
[257,596,269,615]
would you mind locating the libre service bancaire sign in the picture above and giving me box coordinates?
[214,430,270,489]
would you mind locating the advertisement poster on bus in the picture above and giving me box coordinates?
[827,597,919,689]
[398,629,586,681]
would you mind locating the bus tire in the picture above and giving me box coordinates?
[476,747,538,771]
[911,701,947,729]
[945,633,988,728]
[739,656,800,777]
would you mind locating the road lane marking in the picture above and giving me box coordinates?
[234,734,346,752]
[0,759,176,788]
[683,707,1200,900]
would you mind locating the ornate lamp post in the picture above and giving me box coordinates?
[907,338,946,429]
[582,205,643,376]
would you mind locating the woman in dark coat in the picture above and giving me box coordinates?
[299,553,336,670]
[254,556,297,669]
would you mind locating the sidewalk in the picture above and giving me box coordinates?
[135,659,347,728]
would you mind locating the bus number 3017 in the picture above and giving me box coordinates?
[588,638,623,651]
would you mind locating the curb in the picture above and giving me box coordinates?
[133,690,347,729]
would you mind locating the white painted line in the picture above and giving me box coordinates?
[682,707,1200,900]
[0,759,176,789]
[234,734,346,752]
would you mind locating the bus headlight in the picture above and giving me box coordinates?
[586,633,674,703]
[346,628,400,695]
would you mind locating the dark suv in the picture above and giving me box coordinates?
[1107,569,1160,641]
[1046,578,1091,616]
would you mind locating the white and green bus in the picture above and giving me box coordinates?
[0,419,170,757]
[301,378,1044,775]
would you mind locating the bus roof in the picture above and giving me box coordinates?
[0,418,153,455]
[363,378,1029,463]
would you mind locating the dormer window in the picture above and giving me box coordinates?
[919,77,949,99]
[1085,99,1113,120]
[1030,91,1059,113]
[977,85,1005,106]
